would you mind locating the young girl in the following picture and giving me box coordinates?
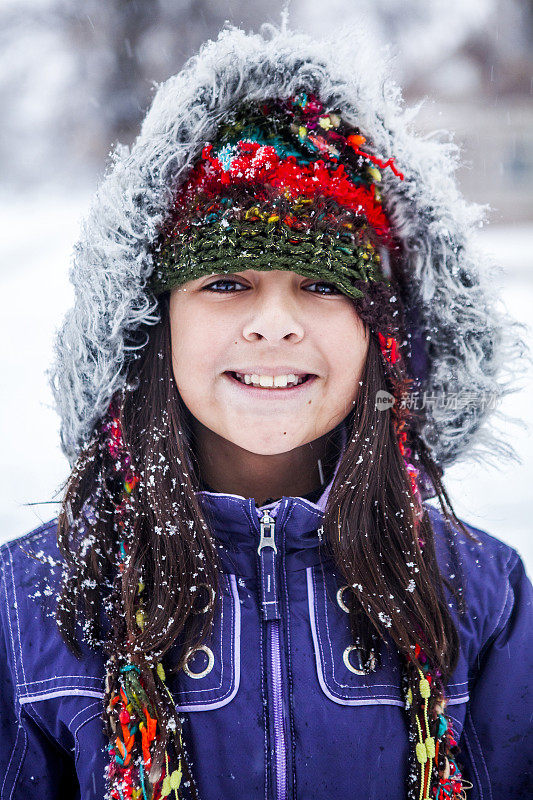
[1,23,531,800]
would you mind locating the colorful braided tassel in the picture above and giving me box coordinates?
[103,402,185,800]
[405,649,471,800]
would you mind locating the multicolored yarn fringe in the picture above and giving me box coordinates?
[102,400,186,800]
[404,637,472,800]
[379,331,424,498]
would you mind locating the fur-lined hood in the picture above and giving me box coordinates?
[49,22,526,471]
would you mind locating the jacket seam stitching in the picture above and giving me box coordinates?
[6,722,27,800]
[321,563,344,689]
[8,550,28,686]
[18,676,105,688]
[281,509,296,799]
[463,727,483,800]
[175,573,230,702]
[312,565,330,694]
[24,702,73,759]
[478,552,518,656]
[286,499,323,520]
[74,703,103,763]
[0,551,21,690]
[447,712,465,738]
[20,686,106,697]
[259,591,268,800]
[68,698,102,730]
[467,706,492,800]
[1,721,22,800]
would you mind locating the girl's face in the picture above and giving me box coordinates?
[169,269,369,456]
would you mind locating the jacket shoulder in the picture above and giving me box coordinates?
[425,501,522,578]
[0,517,62,574]
[0,518,65,619]
[0,517,105,701]
[424,502,526,663]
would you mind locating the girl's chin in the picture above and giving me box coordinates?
[206,421,309,455]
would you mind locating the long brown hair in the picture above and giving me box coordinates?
[55,284,475,797]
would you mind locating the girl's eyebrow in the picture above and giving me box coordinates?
[201,271,268,283]
[202,271,245,279]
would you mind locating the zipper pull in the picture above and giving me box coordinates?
[257,510,277,555]
[257,510,280,621]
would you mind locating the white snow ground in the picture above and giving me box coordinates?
[0,187,531,574]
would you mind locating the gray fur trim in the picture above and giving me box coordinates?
[48,22,528,470]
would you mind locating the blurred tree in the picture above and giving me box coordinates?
[0,0,531,195]
[0,0,284,188]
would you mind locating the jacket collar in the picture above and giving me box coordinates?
[193,423,347,569]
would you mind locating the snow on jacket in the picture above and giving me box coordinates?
[1,488,531,800]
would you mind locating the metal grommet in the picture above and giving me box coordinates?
[343,645,377,675]
[182,645,215,679]
[191,583,216,615]
[336,585,352,614]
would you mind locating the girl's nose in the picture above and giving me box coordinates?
[241,284,305,343]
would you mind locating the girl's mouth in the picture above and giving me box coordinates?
[224,371,317,396]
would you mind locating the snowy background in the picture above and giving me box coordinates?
[1,0,532,572]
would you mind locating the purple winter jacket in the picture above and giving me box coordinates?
[0,490,531,800]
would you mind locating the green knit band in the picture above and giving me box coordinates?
[150,217,387,299]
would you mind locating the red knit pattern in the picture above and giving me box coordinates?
[171,141,394,244]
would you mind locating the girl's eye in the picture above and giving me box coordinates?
[305,281,342,295]
[202,278,248,292]
[201,278,342,295]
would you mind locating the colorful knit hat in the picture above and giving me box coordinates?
[150,92,401,298]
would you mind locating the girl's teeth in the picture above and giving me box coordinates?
[234,372,306,388]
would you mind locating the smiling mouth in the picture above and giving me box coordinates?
[224,372,317,394]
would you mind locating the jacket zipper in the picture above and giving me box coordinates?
[257,509,287,800]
